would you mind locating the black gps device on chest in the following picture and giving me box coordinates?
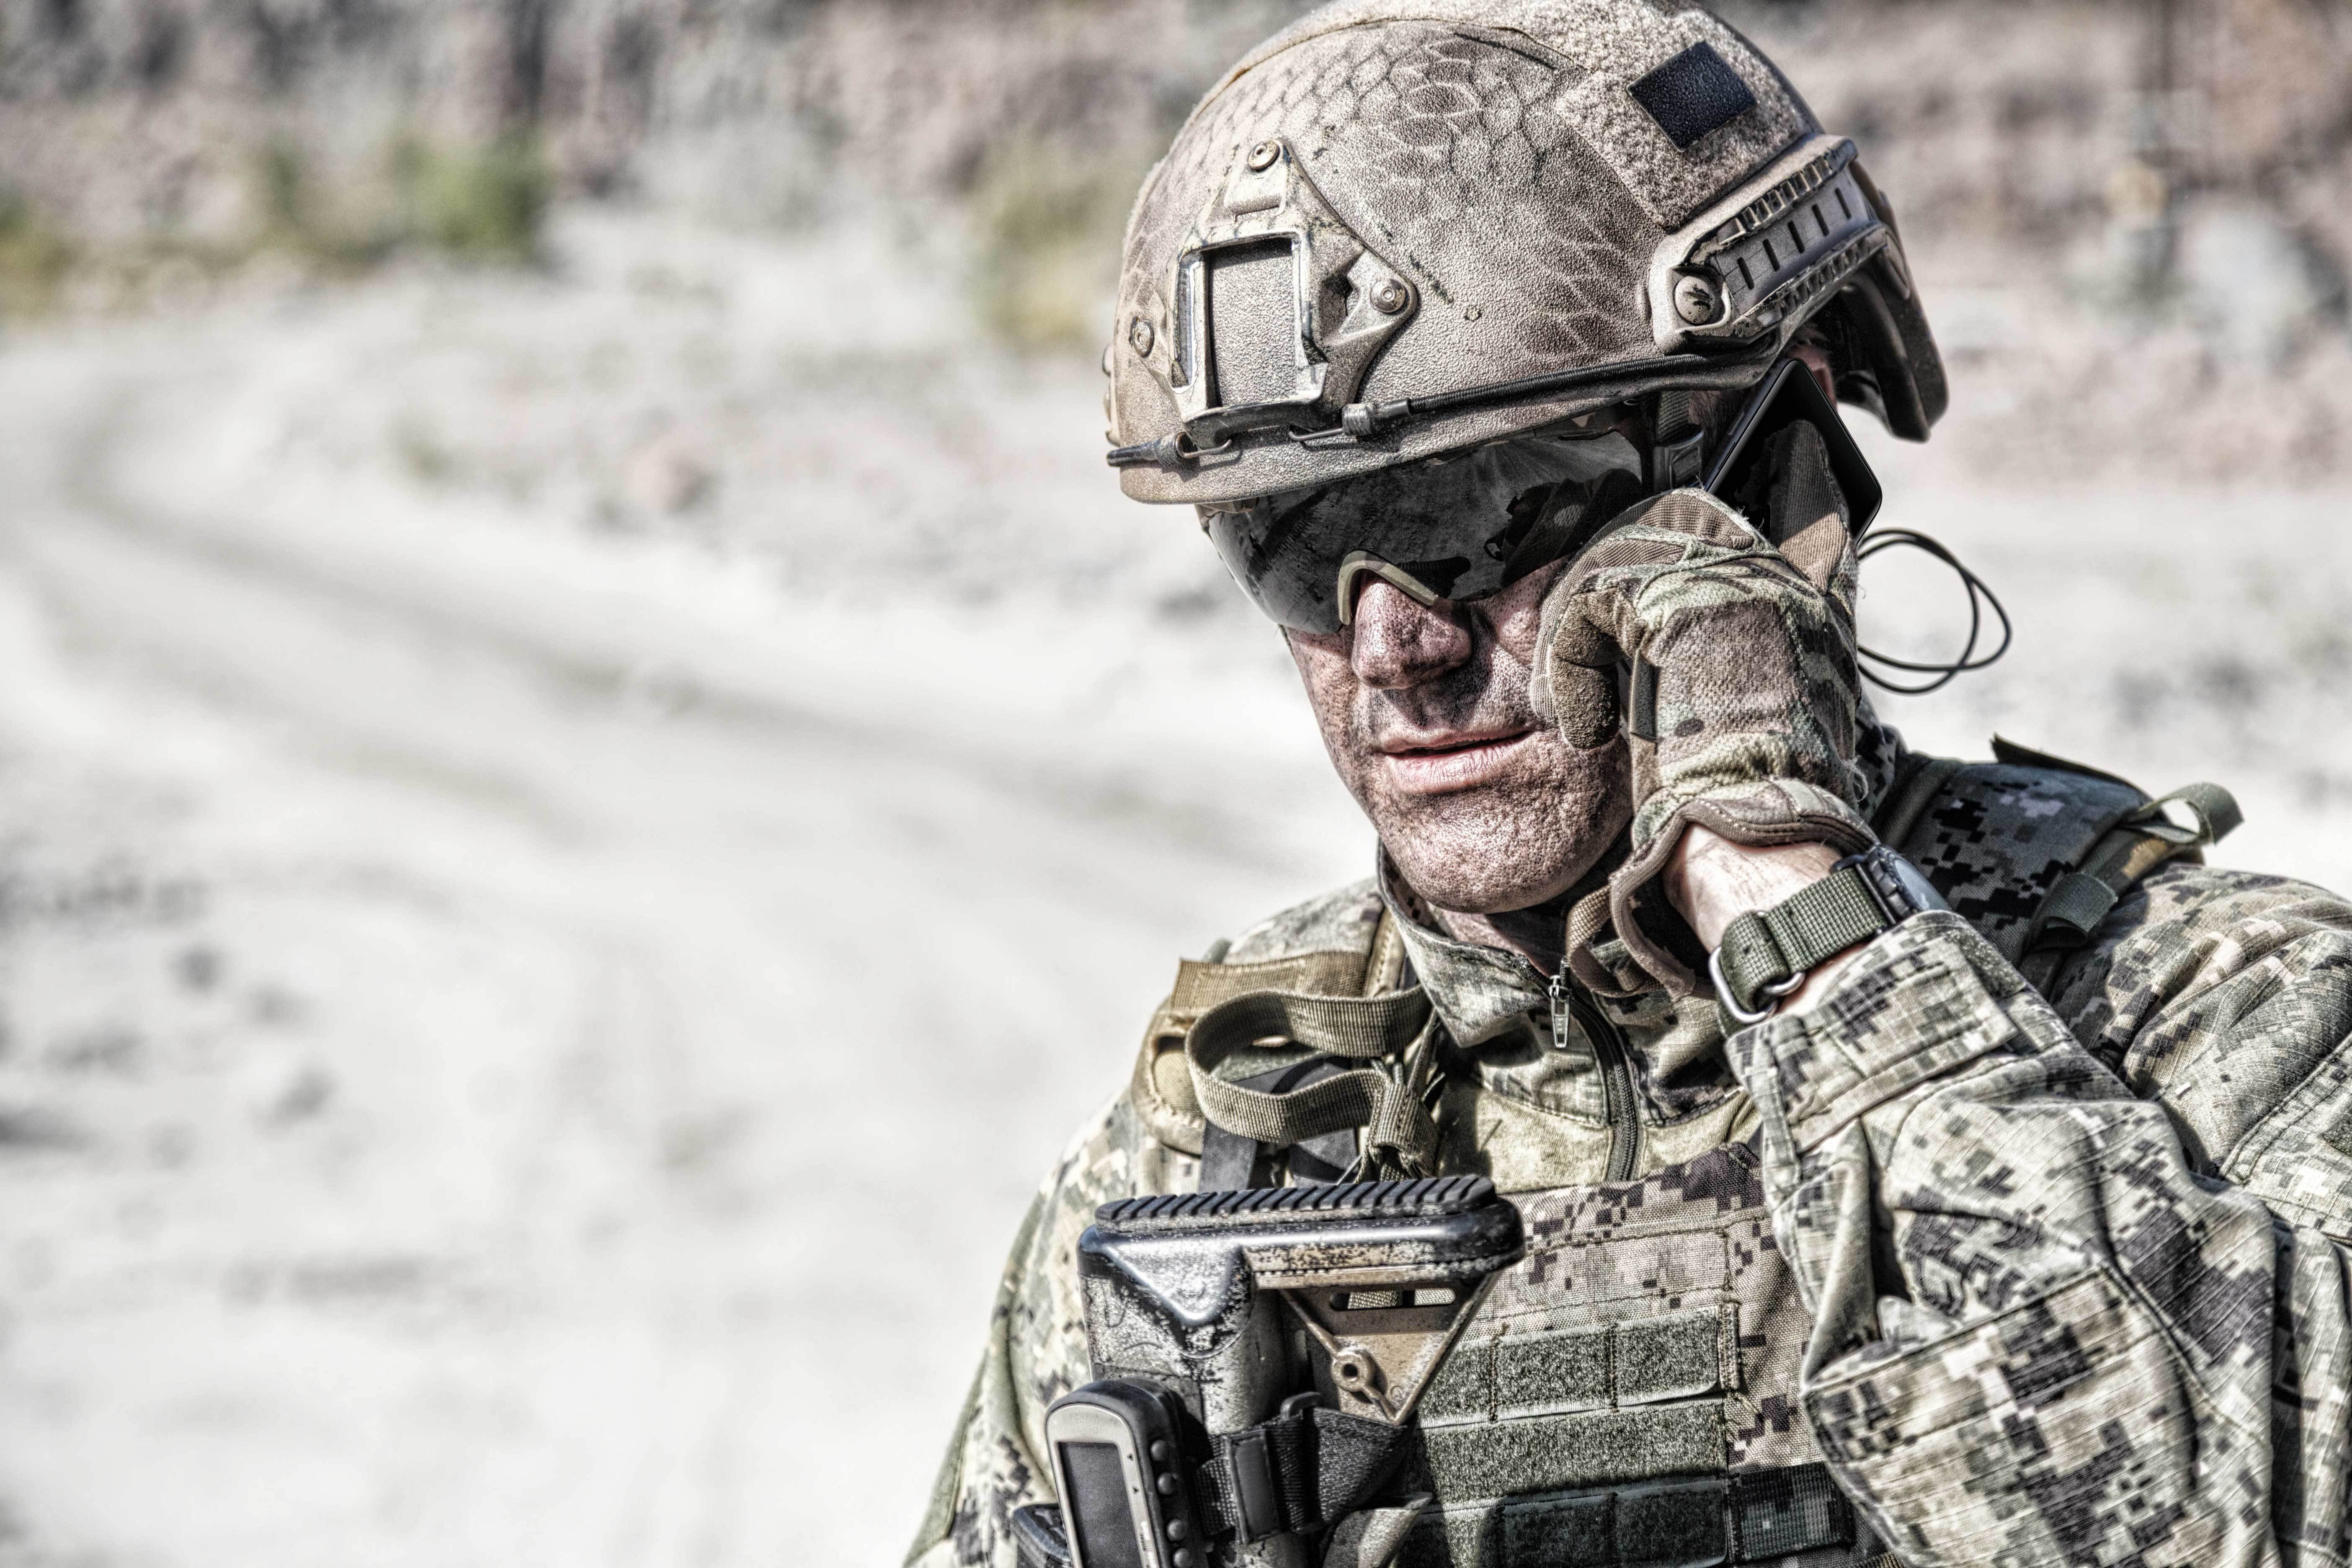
[1034,1381,1205,1568]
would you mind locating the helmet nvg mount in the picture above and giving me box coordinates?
[1103,0,1946,508]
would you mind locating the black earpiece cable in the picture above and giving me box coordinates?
[1855,528,2012,695]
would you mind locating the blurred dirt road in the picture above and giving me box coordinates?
[0,245,1363,1566]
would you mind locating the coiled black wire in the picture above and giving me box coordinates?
[1855,528,2012,695]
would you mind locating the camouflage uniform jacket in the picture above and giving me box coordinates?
[908,749,2352,1568]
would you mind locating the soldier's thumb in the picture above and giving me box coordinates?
[1531,589,1622,751]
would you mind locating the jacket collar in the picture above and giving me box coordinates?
[1375,849,1556,1048]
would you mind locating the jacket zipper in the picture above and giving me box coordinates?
[1550,970,1641,1183]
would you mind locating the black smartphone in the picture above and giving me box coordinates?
[1703,356,1884,537]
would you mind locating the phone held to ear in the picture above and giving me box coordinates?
[1704,356,1883,536]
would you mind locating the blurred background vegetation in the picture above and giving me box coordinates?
[3,0,2351,475]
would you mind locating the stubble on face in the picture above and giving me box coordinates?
[1284,562,1633,919]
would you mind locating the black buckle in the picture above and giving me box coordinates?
[1834,844,1944,924]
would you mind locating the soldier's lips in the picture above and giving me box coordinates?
[1379,727,1537,794]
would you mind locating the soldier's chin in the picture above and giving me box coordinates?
[1375,787,1592,917]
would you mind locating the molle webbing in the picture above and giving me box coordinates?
[1395,1463,1857,1568]
[1390,1134,1869,1566]
[1419,1307,1728,1429]
[1421,1404,1724,1503]
[1410,1306,1730,1506]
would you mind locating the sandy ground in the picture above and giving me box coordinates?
[0,209,2348,1567]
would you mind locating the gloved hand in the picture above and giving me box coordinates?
[1531,486,1873,995]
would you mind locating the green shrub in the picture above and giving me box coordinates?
[967,139,1150,354]
[393,137,551,264]
[0,191,77,319]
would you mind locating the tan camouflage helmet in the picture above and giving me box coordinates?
[1104,0,1947,505]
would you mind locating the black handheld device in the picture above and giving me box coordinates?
[1704,356,1883,536]
[1034,1380,1207,1568]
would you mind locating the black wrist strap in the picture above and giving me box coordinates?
[1710,845,1939,1023]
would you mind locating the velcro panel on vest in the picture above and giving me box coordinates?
[1420,1307,1725,1424]
[1494,1487,1615,1566]
[1409,1308,1729,1539]
[1416,1320,1725,1501]
[1617,1313,1726,1406]
[1495,1332,1614,1418]
[1418,1404,1724,1501]
[1396,1463,1854,1567]
[1509,1474,1728,1565]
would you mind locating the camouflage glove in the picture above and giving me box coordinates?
[1532,487,1873,995]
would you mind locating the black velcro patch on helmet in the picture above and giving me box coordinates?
[1628,41,1758,150]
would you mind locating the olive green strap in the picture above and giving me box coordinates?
[2149,781,2243,845]
[1131,949,1383,1155]
[1185,988,1440,1172]
[1712,865,1894,1022]
[2022,781,2243,971]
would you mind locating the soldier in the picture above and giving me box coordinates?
[909,3,2352,1565]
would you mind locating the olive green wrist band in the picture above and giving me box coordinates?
[1709,845,1944,1024]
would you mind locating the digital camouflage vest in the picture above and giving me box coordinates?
[1165,745,2233,1568]
[1391,1141,1866,1566]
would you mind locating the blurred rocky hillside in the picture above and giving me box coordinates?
[5,0,2352,477]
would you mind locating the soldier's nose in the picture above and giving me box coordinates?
[1349,579,1473,690]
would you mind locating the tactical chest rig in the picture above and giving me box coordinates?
[1066,745,2237,1568]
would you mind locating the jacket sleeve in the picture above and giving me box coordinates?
[906,1094,1186,1567]
[2043,863,2352,1235]
[1728,888,2352,1568]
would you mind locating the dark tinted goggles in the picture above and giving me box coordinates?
[1199,427,1651,634]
